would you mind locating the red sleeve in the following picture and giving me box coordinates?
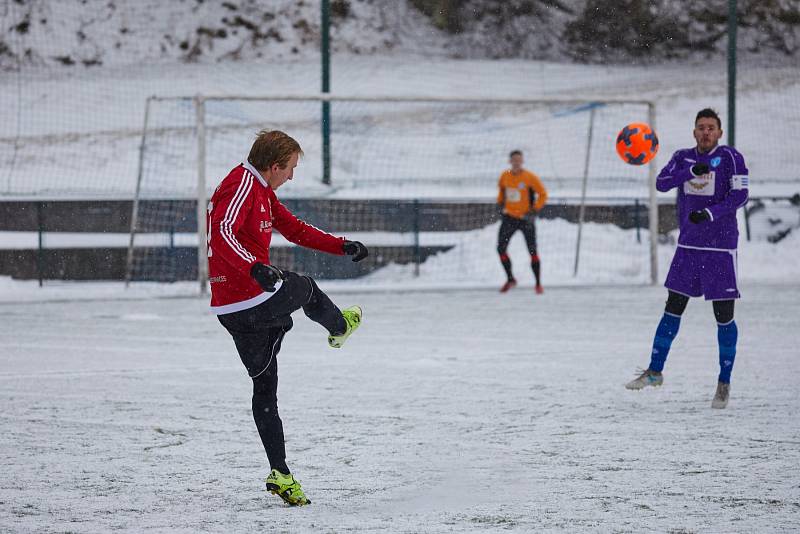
[270,192,346,255]
[208,172,257,271]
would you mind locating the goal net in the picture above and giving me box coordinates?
[126,95,658,292]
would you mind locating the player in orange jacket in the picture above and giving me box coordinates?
[496,150,548,293]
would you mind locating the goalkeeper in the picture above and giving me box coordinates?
[625,109,749,409]
[207,130,368,505]
[496,149,548,293]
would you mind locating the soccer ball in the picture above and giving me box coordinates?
[615,123,659,165]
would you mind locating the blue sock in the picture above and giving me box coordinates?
[648,313,681,372]
[717,321,738,384]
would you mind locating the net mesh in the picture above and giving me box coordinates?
[1,0,797,289]
[126,96,656,287]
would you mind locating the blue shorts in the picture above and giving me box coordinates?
[664,246,740,301]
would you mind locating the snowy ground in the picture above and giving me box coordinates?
[1,284,799,533]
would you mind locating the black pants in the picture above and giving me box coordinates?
[217,272,345,473]
[497,214,538,255]
[497,214,541,284]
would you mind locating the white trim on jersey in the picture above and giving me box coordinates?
[220,173,256,263]
[722,147,740,174]
[209,281,283,315]
[242,160,268,187]
[677,244,737,252]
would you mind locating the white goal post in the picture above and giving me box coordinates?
[127,94,659,292]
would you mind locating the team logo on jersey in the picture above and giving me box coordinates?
[260,204,266,213]
[710,156,721,168]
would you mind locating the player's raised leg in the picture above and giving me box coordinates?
[328,305,362,348]
[262,271,361,347]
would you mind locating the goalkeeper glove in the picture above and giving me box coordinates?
[343,240,368,262]
[250,262,285,292]
[691,163,709,176]
[688,210,711,224]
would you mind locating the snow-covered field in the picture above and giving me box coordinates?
[1,5,799,530]
[1,283,798,533]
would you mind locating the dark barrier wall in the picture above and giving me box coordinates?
[0,199,677,281]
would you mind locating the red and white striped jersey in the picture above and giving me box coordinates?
[206,161,346,314]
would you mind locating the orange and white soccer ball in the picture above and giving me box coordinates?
[615,123,659,165]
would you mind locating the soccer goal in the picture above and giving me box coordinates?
[125,94,658,293]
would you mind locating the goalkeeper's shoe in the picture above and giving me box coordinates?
[500,279,517,293]
[266,469,310,506]
[625,369,663,390]
[328,305,362,348]
[711,381,730,409]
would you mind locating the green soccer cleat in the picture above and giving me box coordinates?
[265,469,310,506]
[327,305,362,348]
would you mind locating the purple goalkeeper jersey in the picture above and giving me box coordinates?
[656,144,749,250]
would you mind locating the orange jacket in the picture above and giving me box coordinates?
[497,169,548,219]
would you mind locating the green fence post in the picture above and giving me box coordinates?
[37,201,44,287]
[321,0,331,185]
[727,0,737,148]
[413,199,420,277]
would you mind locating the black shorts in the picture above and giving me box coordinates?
[218,305,293,378]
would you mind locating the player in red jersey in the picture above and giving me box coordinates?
[207,130,367,505]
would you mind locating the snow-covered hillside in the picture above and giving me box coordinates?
[0,0,447,69]
[2,0,798,71]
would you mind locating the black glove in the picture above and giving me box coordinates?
[342,240,368,262]
[250,262,285,292]
[691,163,709,176]
[688,210,711,224]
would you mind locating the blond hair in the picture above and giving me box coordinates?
[247,130,303,171]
